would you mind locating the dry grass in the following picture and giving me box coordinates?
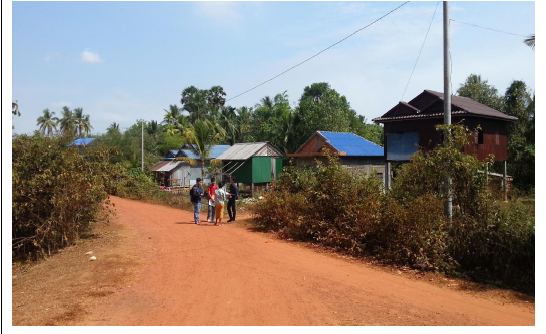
[11,213,141,326]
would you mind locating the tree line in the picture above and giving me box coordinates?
[96,82,383,172]
[33,76,534,192]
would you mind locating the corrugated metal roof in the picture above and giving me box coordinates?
[155,161,183,172]
[182,145,231,160]
[217,142,284,160]
[318,132,384,157]
[150,160,170,172]
[67,138,96,146]
[373,90,517,123]
[424,90,517,121]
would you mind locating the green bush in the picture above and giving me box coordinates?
[12,135,123,260]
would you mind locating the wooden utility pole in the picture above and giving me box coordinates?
[140,121,144,173]
[443,1,452,219]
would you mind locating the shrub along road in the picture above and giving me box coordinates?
[76,196,534,326]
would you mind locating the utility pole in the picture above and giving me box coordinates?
[141,121,144,172]
[443,1,452,219]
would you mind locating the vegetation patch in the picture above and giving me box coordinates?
[252,125,534,295]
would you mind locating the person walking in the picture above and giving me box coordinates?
[227,176,239,223]
[206,178,219,223]
[214,181,228,226]
[190,178,204,224]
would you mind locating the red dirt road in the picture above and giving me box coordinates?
[79,196,534,326]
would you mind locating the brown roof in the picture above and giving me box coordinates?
[150,160,170,172]
[373,90,517,123]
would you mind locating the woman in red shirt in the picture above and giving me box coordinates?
[206,178,219,223]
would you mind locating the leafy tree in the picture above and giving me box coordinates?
[456,74,504,111]
[36,109,59,136]
[300,82,330,102]
[291,85,353,152]
[351,115,384,146]
[503,80,534,191]
[208,85,227,108]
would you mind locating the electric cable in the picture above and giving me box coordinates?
[226,1,410,102]
[400,1,440,102]
[450,19,528,37]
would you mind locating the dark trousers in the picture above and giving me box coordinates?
[227,198,236,221]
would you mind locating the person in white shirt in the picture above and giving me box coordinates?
[214,182,228,226]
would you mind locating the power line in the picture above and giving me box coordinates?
[450,19,528,38]
[226,1,410,102]
[401,1,440,102]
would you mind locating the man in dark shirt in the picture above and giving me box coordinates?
[190,178,203,224]
[227,177,239,222]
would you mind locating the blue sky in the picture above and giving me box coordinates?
[7,1,536,135]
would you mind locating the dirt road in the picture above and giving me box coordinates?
[77,196,534,326]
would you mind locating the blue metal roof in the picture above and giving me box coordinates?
[318,131,383,157]
[67,138,96,146]
[182,145,232,160]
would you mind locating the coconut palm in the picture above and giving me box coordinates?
[219,106,238,145]
[36,108,59,136]
[524,34,535,50]
[162,104,183,126]
[107,122,120,133]
[179,118,226,183]
[72,108,93,136]
[81,114,94,135]
[59,106,75,136]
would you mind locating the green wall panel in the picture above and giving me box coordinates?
[231,160,253,184]
[276,157,283,179]
[252,157,271,183]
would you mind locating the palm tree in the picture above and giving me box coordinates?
[81,114,94,135]
[524,34,535,50]
[72,108,93,136]
[236,106,253,143]
[107,122,120,133]
[162,104,183,126]
[180,118,226,183]
[146,120,160,137]
[59,106,75,136]
[36,108,59,136]
[219,106,238,145]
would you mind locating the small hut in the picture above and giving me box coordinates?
[216,142,285,196]
[150,145,231,188]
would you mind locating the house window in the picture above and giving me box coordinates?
[495,130,500,146]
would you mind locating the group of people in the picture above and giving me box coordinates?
[190,177,239,226]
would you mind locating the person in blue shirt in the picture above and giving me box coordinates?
[227,177,239,222]
[190,178,204,224]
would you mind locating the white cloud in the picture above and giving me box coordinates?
[194,2,240,25]
[81,50,102,64]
